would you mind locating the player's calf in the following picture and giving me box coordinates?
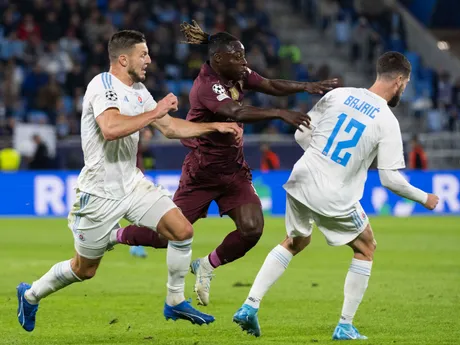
[335,225,375,335]
[156,208,195,307]
[348,226,376,261]
[71,254,102,280]
[281,235,311,255]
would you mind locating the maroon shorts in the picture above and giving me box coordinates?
[173,162,261,224]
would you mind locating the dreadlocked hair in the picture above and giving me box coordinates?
[180,20,238,55]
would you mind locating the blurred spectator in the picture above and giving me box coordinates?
[350,17,380,66]
[408,135,427,170]
[260,143,280,172]
[447,106,459,132]
[247,46,267,73]
[452,78,460,107]
[41,12,62,42]
[17,14,41,41]
[318,0,340,32]
[29,134,50,170]
[437,71,453,107]
[36,75,61,124]
[0,0,308,137]
[38,42,73,79]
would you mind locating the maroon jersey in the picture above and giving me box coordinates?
[181,62,263,173]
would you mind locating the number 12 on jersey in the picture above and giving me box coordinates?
[322,113,366,167]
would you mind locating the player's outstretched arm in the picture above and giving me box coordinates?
[96,93,178,141]
[152,115,243,141]
[249,76,339,96]
[378,169,439,210]
[215,101,311,131]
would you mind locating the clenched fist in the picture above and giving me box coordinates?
[155,93,179,119]
[423,193,439,210]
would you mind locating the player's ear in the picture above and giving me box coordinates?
[119,54,128,67]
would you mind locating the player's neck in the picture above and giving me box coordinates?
[368,82,392,104]
[109,66,135,87]
[209,61,231,83]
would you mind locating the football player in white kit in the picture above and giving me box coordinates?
[16,30,243,332]
[233,52,439,340]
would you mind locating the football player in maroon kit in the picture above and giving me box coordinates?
[114,21,338,306]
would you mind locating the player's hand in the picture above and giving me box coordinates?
[155,93,178,119]
[304,79,339,95]
[214,123,243,143]
[278,109,311,132]
[423,193,439,210]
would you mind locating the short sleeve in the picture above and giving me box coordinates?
[307,92,331,128]
[377,118,406,170]
[143,90,157,112]
[89,73,121,118]
[243,67,264,89]
[197,81,233,113]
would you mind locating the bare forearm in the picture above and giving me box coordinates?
[233,106,281,123]
[103,110,158,141]
[265,79,306,96]
[161,118,219,139]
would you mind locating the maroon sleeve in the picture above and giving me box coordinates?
[244,67,264,89]
[197,81,233,113]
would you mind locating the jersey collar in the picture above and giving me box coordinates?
[201,61,234,88]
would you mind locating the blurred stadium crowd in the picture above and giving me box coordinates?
[0,0,458,141]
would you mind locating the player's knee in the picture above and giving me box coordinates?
[239,218,263,239]
[170,221,194,242]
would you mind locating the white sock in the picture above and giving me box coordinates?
[200,254,214,272]
[108,224,121,246]
[339,258,373,324]
[244,244,293,309]
[166,238,193,306]
[24,260,82,304]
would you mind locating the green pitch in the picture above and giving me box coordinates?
[0,217,459,345]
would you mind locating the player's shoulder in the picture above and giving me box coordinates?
[86,72,114,95]
[322,87,355,102]
[196,73,221,89]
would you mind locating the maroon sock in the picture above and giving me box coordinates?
[209,230,261,268]
[117,225,168,248]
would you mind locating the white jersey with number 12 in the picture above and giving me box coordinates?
[284,87,405,217]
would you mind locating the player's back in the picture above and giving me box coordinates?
[285,87,401,216]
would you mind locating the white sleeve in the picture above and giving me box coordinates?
[294,125,313,151]
[90,76,121,118]
[378,169,428,204]
[294,91,331,151]
[377,117,406,170]
[143,89,157,112]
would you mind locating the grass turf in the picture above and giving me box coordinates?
[0,217,459,345]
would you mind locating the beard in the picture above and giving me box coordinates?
[128,67,145,83]
[388,85,405,108]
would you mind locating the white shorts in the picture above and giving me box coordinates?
[285,194,369,246]
[68,178,176,259]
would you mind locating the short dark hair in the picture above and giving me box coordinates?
[376,52,411,80]
[108,30,146,62]
[180,20,238,56]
